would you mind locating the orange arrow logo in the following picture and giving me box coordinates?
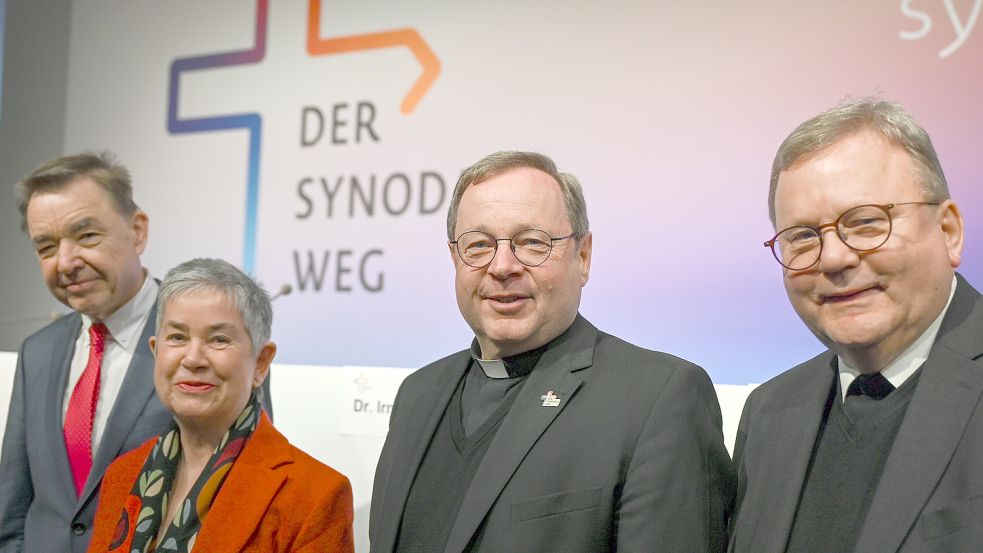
[307,0,441,114]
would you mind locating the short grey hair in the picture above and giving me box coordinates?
[15,151,138,231]
[446,151,590,240]
[157,258,272,356]
[768,97,949,226]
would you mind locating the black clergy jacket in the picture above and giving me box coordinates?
[729,273,983,553]
[370,314,735,553]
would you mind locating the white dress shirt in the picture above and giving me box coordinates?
[838,275,957,401]
[62,274,158,454]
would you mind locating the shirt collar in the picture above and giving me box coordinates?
[81,272,158,353]
[470,339,550,379]
[838,275,957,400]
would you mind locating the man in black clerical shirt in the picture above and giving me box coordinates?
[729,98,983,553]
[369,151,735,553]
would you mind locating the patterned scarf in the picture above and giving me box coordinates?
[107,395,261,553]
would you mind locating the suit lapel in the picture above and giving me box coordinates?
[374,352,471,553]
[83,303,159,504]
[44,313,83,502]
[442,317,593,553]
[192,414,290,551]
[937,274,983,364]
[746,354,835,553]
[854,276,983,553]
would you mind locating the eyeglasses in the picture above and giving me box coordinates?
[451,229,575,268]
[764,202,940,271]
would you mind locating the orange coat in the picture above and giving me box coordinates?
[87,414,354,552]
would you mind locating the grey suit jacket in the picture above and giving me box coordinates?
[370,315,735,553]
[729,273,983,553]
[0,306,171,553]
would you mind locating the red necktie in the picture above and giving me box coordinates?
[64,322,109,497]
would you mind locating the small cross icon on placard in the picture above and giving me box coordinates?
[540,391,561,407]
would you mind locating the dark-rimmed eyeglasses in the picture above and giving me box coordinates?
[764,202,940,271]
[451,229,575,268]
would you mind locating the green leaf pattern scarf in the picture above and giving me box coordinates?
[106,395,261,553]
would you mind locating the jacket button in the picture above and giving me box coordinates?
[71,522,86,535]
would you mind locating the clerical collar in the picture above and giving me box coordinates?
[470,340,550,379]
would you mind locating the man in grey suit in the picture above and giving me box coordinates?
[370,151,734,553]
[0,152,176,552]
[730,98,979,552]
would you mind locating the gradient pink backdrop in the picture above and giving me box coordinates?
[54,0,983,384]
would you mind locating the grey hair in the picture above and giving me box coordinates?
[768,97,949,226]
[156,258,272,356]
[15,151,138,231]
[446,151,590,240]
